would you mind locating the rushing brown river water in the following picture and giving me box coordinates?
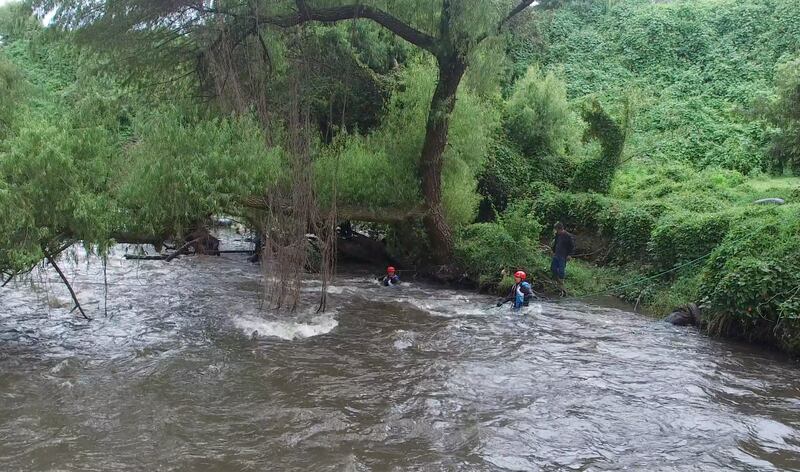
[1,239,799,471]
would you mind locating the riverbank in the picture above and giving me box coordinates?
[456,168,800,356]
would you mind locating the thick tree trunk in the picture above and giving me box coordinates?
[420,55,467,263]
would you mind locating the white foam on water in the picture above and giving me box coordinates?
[404,296,490,318]
[232,311,338,341]
[393,329,416,350]
[50,359,71,374]
[324,284,362,295]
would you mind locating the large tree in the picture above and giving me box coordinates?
[42,0,539,262]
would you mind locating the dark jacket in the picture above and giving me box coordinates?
[552,231,575,259]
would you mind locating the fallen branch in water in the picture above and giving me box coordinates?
[2,239,77,288]
[124,254,168,260]
[164,237,202,262]
[41,245,91,321]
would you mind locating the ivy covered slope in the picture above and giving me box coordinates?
[512,0,800,174]
[462,0,800,353]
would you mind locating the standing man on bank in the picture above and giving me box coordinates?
[551,222,575,297]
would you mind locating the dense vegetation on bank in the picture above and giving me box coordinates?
[464,0,800,353]
[0,0,798,353]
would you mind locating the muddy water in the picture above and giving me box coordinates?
[1,244,799,471]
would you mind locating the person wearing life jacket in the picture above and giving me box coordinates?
[497,270,536,309]
[382,266,401,286]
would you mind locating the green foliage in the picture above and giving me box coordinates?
[699,212,800,350]
[648,211,732,270]
[339,21,413,74]
[0,52,23,138]
[570,101,625,193]
[301,25,391,137]
[530,190,611,234]
[610,163,749,205]
[324,61,498,226]
[444,80,500,225]
[505,65,581,158]
[0,177,40,271]
[648,273,702,317]
[501,200,543,244]
[561,258,624,298]
[117,109,284,237]
[455,223,529,287]
[0,8,296,275]
[315,134,419,210]
[477,139,530,214]
[768,56,800,174]
[455,202,543,287]
[477,138,576,217]
[0,115,118,271]
[513,0,799,174]
[0,2,39,43]
[604,204,657,263]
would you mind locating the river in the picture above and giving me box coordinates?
[1,242,799,471]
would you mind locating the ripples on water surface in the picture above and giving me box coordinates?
[1,244,799,471]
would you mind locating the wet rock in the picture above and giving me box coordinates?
[664,303,702,326]
[754,198,785,205]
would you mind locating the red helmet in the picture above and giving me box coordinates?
[514,270,526,280]
[387,266,396,273]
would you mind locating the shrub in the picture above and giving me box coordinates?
[455,222,534,287]
[477,139,530,213]
[505,65,582,159]
[524,180,560,199]
[610,162,694,199]
[648,211,732,270]
[570,101,625,193]
[531,190,611,235]
[529,153,577,190]
[663,192,730,213]
[606,204,657,263]
[500,201,543,244]
[768,56,800,174]
[455,202,543,287]
[698,212,800,351]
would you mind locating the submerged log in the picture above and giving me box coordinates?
[124,254,169,260]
